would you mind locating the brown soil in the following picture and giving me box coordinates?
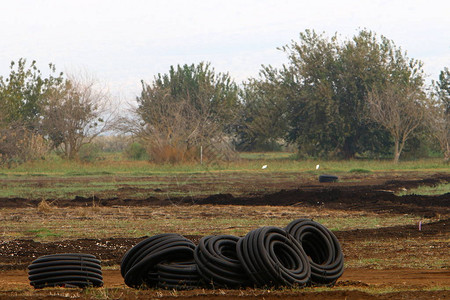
[1,268,449,299]
[0,172,449,299]
[1,173,449,217]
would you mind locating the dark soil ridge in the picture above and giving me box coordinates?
[0,219,447,271]
[1,174,449,212]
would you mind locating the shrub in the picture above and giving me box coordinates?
[0,125,49,167]
[124,142,149,161]
[78,143,101,163]
[147,144,197,164]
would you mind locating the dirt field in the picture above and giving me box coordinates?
[0,172,449,299]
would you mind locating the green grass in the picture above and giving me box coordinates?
[239,152,295,160]
[349,168,372,173]
[24,228,62,239]
[0,154,448,200]
[396,183,450,196]
[313,215,428,231]
[1,152,448,175]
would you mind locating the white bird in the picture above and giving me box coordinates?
[262,165,268,169]
[316,164,320,170]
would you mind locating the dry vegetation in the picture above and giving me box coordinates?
[0,204,435,242]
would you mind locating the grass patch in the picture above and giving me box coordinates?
[64,171,114,176]
[239,152,295,160]
[24,228,62,239]
[0,154,447,200]
[1,154,448,176]
[349,168,372,173]
[0,206,431,241]
[396,183,450,196]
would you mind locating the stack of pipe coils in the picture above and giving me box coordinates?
[120,218,344,289]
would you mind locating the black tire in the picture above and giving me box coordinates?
[319,174,338,183]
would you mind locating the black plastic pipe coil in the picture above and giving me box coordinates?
[237,226,311,287]
[120,233,201,289]
[286,218,344,285]
[194,235,251,288]
[28,253,103,289]
[120,219,344,289]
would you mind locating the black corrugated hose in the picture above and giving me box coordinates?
[120,233,201,289]
[26,220,343,290]
[194,235,251,288]
[286,218,344,286]
[28,253,103,289]
[236,226,311,287]
[119,219,344,290]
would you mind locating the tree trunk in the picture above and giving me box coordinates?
[444,142,450,164]
[342,137,356,159]
[393,139,400,164]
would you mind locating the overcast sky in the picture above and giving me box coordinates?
[1,0,449,100]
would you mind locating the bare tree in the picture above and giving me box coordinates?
[367,82,425,163]
[424,102,449,163]
[424,68,450,163]
[42,74,118,160]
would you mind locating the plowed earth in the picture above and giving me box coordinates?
[0,173,449,299]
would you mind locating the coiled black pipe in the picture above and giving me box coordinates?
[156,262,200,290]
[236,226,311,287]
[120,234,201,289]
[285,218,344,285]
[194,235,251,288]
[28,253,103,289]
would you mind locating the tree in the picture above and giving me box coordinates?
[260,30,424,159]
[236,67,289,151]
[367,81,426,163]
[424,68,450,163]
[41,74,118,160]
[0,59,63,166]
[133,62,240,163]
[281,30,345,158]
[0,58,64,128]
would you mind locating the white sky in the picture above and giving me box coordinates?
[1,0,449,101]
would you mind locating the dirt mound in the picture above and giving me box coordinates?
[0,173,448,218]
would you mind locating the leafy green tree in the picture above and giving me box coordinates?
[134,62,240,163]
[252,30,425,159]
[236,67,289,151]
[0,59,63,166]
[0,58,64,128]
